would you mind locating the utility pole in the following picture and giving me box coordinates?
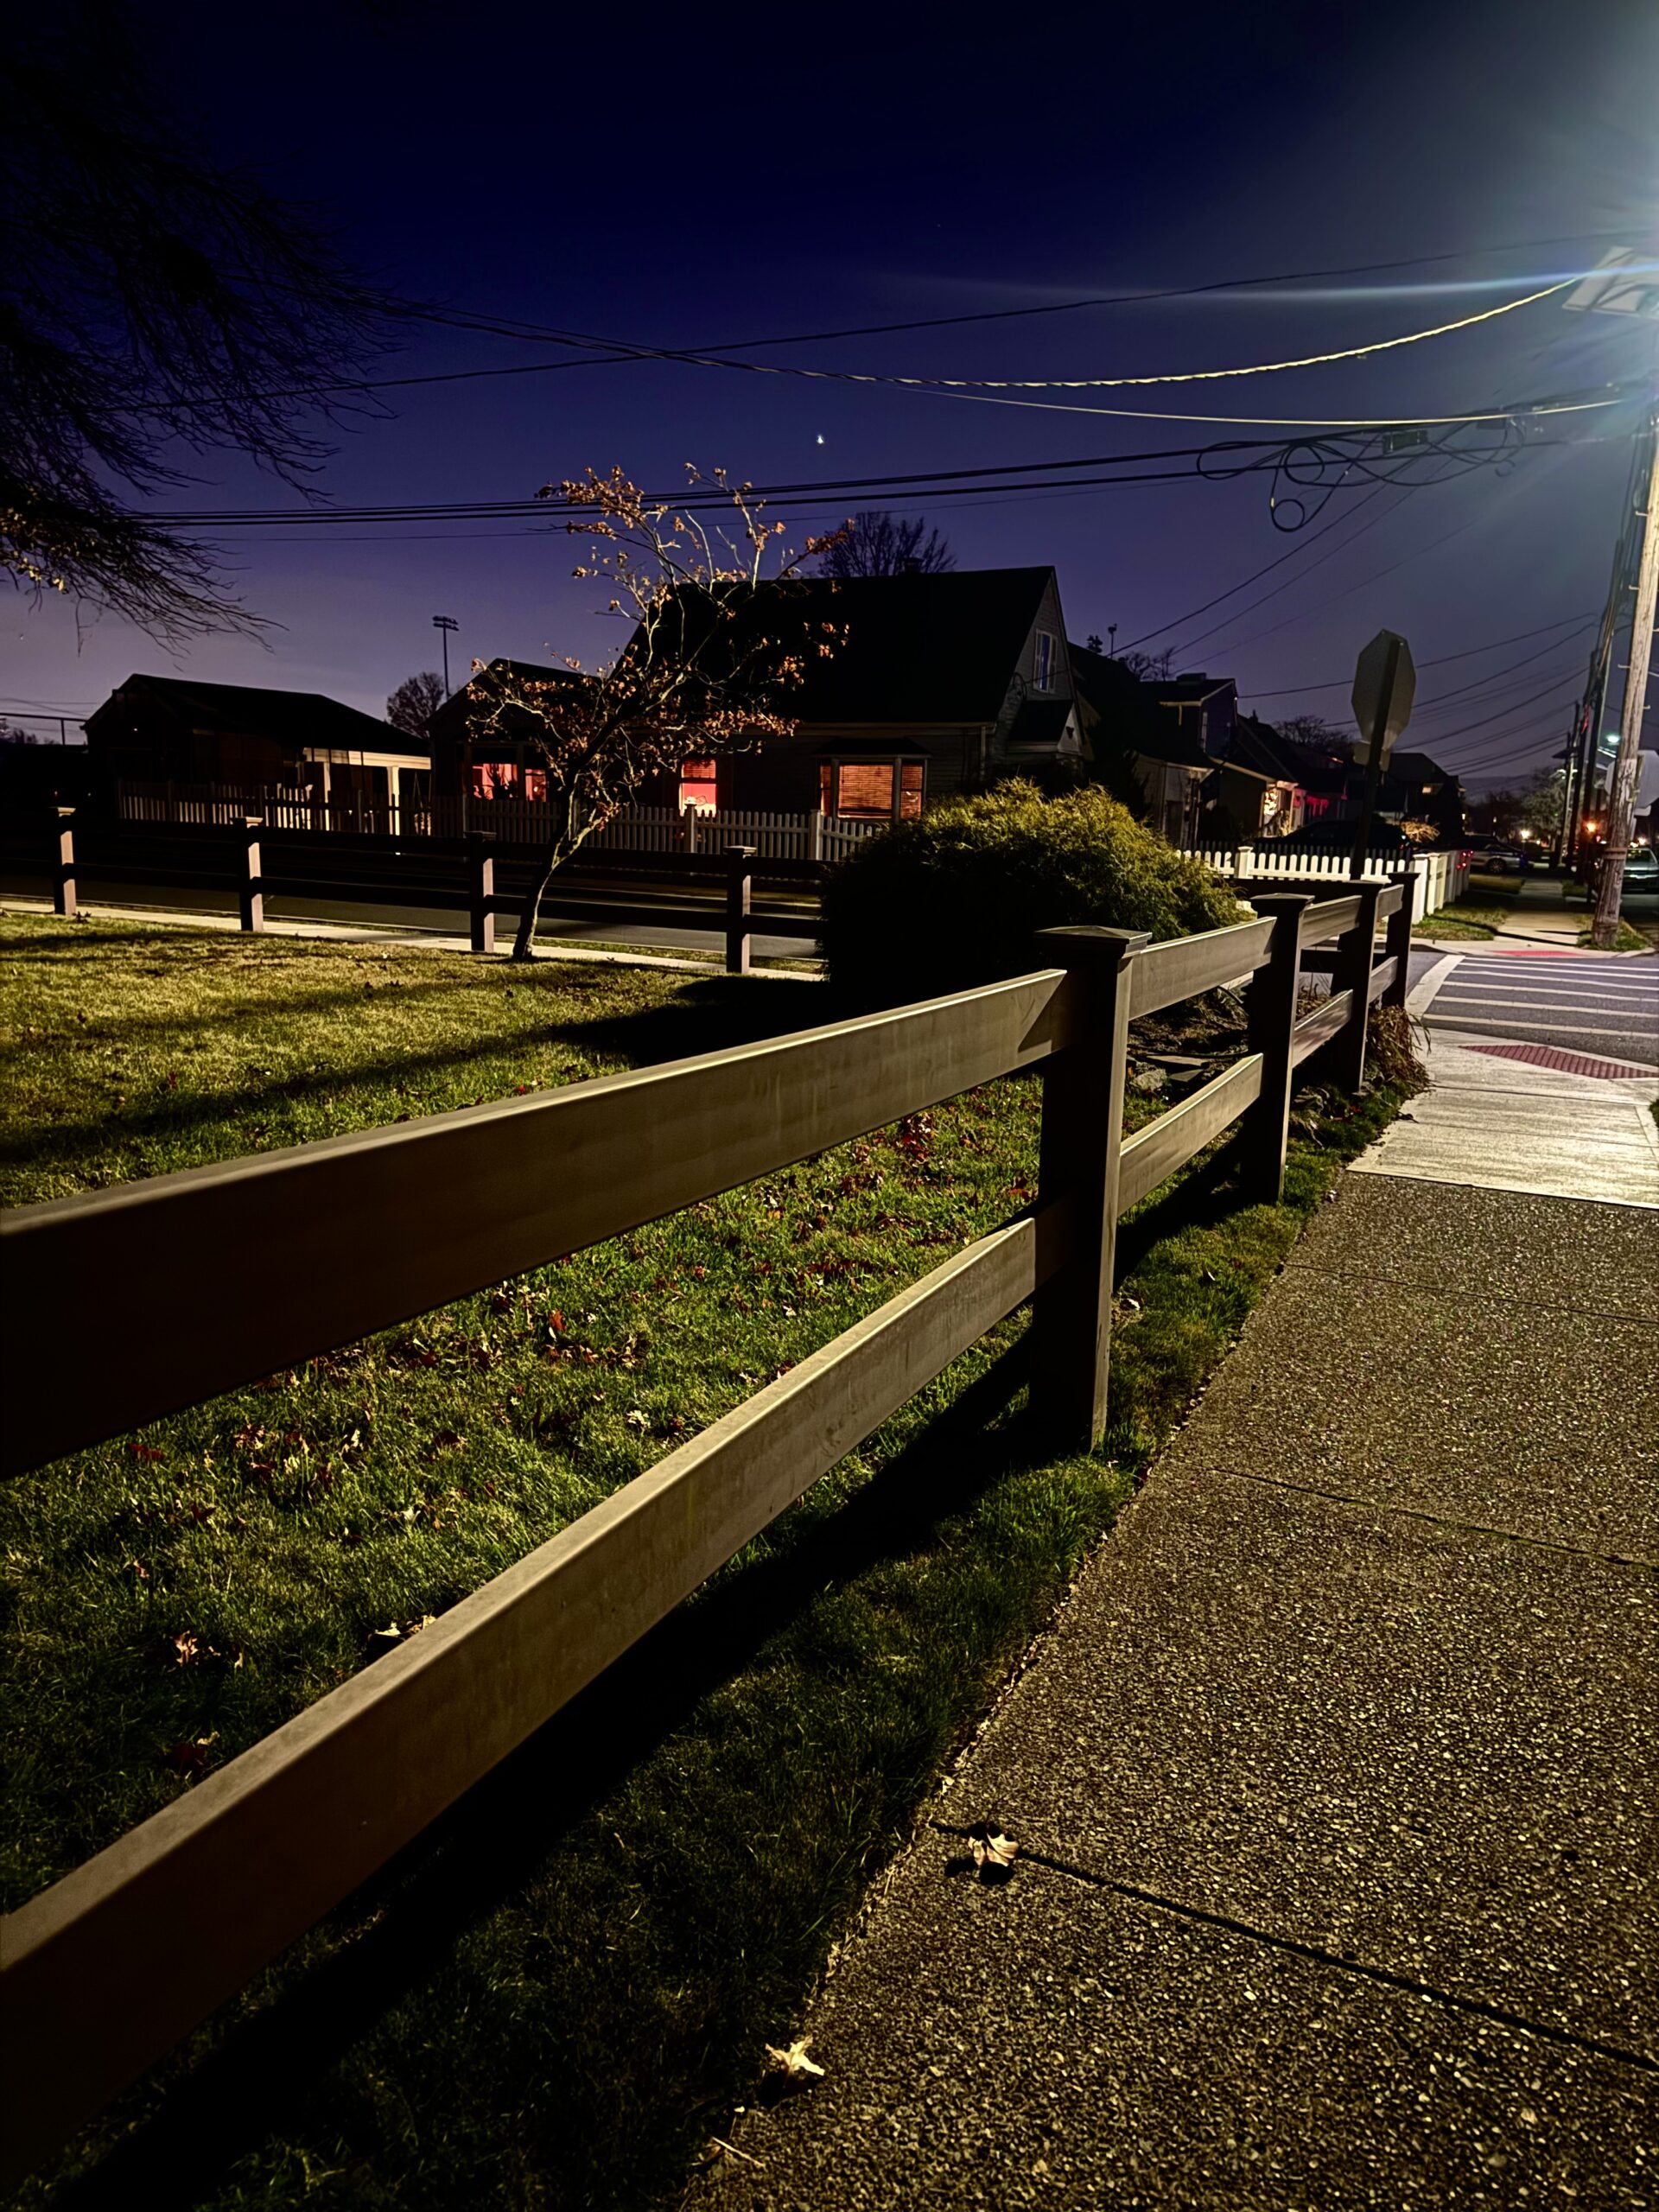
[1592,410,1659,947]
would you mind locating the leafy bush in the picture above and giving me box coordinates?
[822,780,1242,1003]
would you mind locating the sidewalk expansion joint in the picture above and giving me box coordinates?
[1215,1466,1656,1573]
[1282,1257,1659,1337]
[929,1823,1658,2077]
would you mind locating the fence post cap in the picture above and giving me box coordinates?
[726,842,758,859]
[1244,889,1316,912]
[56,804,76,819]
[1033,924,1150,966]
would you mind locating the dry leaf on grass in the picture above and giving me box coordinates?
[161,1732,218,1778]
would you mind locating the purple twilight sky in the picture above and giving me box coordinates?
[6,0,1657,791]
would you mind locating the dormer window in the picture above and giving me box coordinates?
[1033,630,1056,692]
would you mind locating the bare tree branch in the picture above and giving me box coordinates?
[817,511,955,579]
[1,5,391,638]
[482,468,846,960]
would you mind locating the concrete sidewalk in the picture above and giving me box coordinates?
[1355,1020,1659,1207]
[701,1176,1657,2209]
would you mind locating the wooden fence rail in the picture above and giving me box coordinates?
[0,879,1405,2183]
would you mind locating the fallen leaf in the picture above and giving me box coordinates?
[969,1827,1020,1884]
[764,2037,825,2083]
[624,1409,649,1430]
[162,1732,218,1778]
[128,1442,165,1463]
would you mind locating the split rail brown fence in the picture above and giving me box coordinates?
[0,876,1411,2183]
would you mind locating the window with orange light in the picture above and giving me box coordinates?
[679,758,719,811]
[819,760,924,818]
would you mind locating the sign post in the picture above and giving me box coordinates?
[1349,628,1416,879]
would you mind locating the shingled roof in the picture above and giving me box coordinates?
[93,674,423,757]
[630,568,1058,724]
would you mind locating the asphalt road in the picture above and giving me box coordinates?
[1408,945,1659,1067]
[0,874,816,964]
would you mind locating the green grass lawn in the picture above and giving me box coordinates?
[1411,868,1532,941]
[1576,917,1652,951]
[1,915,1418,2212]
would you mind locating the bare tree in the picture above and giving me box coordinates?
[817,511,955,579]
[386,671,446,739]
[1,8,387,639]
[1276,713,1348,752]
[0,718,40,745]
[482,469,844,961]
[1119,647,1174,681]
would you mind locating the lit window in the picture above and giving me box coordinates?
[1033,631,1056,692]
[835,762,897,817]
[820,760,925,819]
[679,757,719,812]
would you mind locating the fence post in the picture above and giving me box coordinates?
[238,817,264,935]
[725,844,756,975]
[1241,893,1313,1205]
[1382,869,1414,1007]
[52,807,78,918]
[1330,877,1385,1092]
[683,805,699,856]
[1030,925,1148,1452]
[808,808,824,864]
[466,831,495,956]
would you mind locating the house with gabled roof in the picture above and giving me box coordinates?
[84,674,427,805]
[436,569,1088,823]
[681,565,1088,819]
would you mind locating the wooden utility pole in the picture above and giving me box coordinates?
[1592,412,1659,949]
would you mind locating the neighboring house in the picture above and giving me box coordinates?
[1152,671,1238,760]
[84,676,427,805]
[436,571,1088,823]
[1380,749,1465,842]
[672,566,1088,818]
[1224,714,1310,836]
[426,660,590,800]
[1070,645,1212,843]
[1291,742,1464,842]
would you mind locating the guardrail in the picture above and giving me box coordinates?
[0,875,1410,2183]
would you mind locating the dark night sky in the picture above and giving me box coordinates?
[8,0,1657,789]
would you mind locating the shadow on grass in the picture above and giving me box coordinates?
[0,976,839,1178]
[48,1341,1037,2212]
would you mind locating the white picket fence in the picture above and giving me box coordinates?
[1193,842,1470,921]
[116,784,886,865]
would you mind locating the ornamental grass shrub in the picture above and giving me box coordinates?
[821,780,1242,1004]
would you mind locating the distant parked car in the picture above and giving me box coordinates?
[1589,843,1659,894]
[1463,834,1529,874]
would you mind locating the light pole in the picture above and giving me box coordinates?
[432,613,458,697]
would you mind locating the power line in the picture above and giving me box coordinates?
[700,283,1572,392]
[1240,611,1598,697]
[396,230,1645,357]
[1164,492,1407,661]
[1417,670,1584,749]
[1120,483,1389,648]
[1407,629,1596,716]
[1182,503,1497,661]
